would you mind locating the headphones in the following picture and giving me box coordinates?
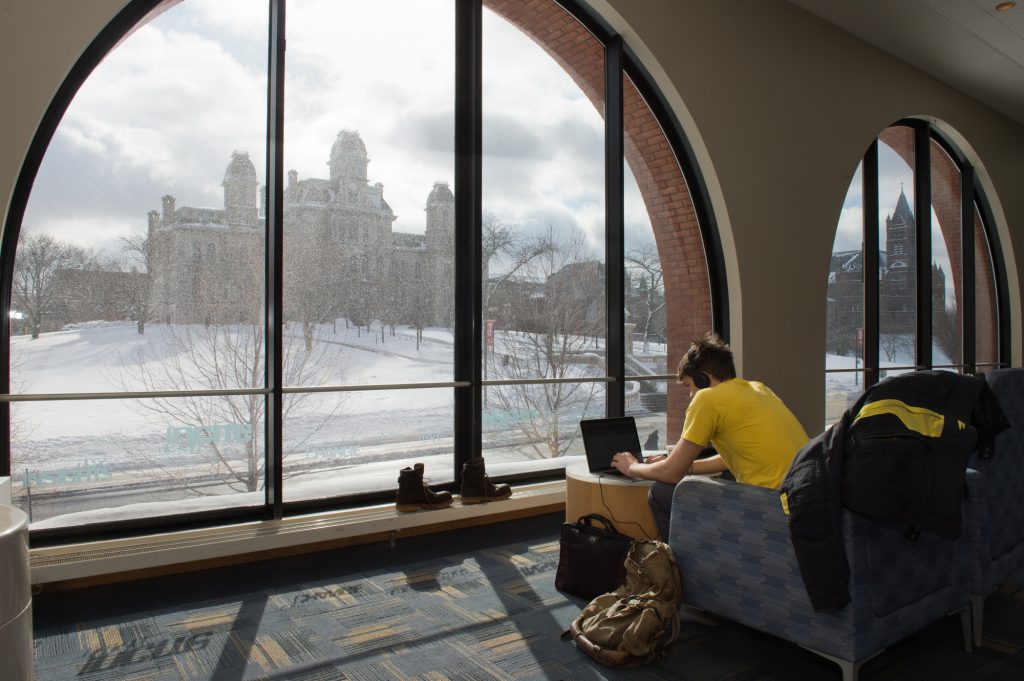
[686,346,711,390]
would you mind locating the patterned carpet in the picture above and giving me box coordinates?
[31,513,1024,680]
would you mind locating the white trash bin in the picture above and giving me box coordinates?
[0,505,31,681]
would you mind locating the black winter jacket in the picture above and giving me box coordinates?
[779,371,1008,611]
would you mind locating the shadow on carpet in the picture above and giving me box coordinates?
[31,513,1024,680]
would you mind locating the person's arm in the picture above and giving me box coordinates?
[691,453,729,476]
[612,438,715,483]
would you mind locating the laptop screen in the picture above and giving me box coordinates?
[580,417,644,472]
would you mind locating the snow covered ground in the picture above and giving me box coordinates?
[8,320,666,528]
[824,340,956,426]
[8,320,952,529]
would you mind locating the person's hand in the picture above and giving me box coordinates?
[644,453,667,464]
[611,451,638,475]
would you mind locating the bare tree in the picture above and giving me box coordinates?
[376,261,405,341]
[284,231,337,351]
[625,241,666,353]
[880,333,914,363]
[406,285,433,350]
[481,214,556,328]
[12,233,94,338]
[489,225,603,459]
[120,234,155,334]
[121,321,345,494]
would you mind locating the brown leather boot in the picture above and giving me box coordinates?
[396,463,453,512]
[460,457,512,504]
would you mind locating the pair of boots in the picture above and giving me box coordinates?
[396,457,512,512]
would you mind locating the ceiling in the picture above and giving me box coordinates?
[789,0,1024,126]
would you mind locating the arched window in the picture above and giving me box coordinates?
[824,121,1007,426]
[1,0,722,540]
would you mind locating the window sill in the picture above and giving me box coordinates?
[30,479,565,591]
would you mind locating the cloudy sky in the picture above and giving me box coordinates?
[19,0,977,310]
[21,0,657,265]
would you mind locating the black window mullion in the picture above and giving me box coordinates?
[605,36,624,416]
[454,0,482,481]
[914,123,932,369]
[961,164,976,374]
[863,142,880,388]
[264,0,286,519]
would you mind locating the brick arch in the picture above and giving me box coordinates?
[878,125,998,363]
[485,0,712,439]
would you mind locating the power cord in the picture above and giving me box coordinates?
[595,474,654,539]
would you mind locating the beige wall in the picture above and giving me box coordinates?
[597,0,1024,429]
[2,0,1022,433]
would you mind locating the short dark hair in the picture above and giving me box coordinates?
[677,332,736,382]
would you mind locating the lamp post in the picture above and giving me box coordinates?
[8,310,24,335]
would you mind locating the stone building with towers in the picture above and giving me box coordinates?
[826,187,945,353]
[147,130,455,328]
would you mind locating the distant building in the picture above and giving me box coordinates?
[545,260,605,333]
[147,130,454,327]
[827,188,945,354]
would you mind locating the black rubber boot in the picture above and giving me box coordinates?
[396,463,453,512]
[460,457,512,504]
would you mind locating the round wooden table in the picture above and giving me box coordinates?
[565,462,660,540]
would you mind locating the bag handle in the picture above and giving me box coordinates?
[577,513,620,537]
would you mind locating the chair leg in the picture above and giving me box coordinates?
[959,607,973,652]
[971,594,986,648]
[837,658,861,681]
[802,646,869,681]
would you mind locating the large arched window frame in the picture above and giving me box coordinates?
[0,0,725,544]
[825,119,1008,423]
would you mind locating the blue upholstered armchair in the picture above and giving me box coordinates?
[966,368,1024,645]
[669,476,972,681]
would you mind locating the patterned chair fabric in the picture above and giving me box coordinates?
[669,475,970,680]
[966,368,1024,644]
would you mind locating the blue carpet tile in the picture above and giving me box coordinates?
[31,513,1024,680]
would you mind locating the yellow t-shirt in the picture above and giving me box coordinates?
[681,378,808,488]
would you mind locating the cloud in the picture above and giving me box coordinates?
[20,214,137,255]
[833,205,863,252]
[23,8,269,248]
[22,0,649,266]
[179,0,267,39]
[31,19,268,211]
[828,142,914,254]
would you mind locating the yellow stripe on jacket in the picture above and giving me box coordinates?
[853,398,965,438]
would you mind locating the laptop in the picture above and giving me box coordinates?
[580,416,645,476]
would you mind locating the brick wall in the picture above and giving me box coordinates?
[486,0,712,440]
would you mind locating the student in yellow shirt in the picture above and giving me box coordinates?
[611,332,809,540]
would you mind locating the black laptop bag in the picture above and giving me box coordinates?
[555,514,633,599]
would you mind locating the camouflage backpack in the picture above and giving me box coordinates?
[566,539,683,667]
